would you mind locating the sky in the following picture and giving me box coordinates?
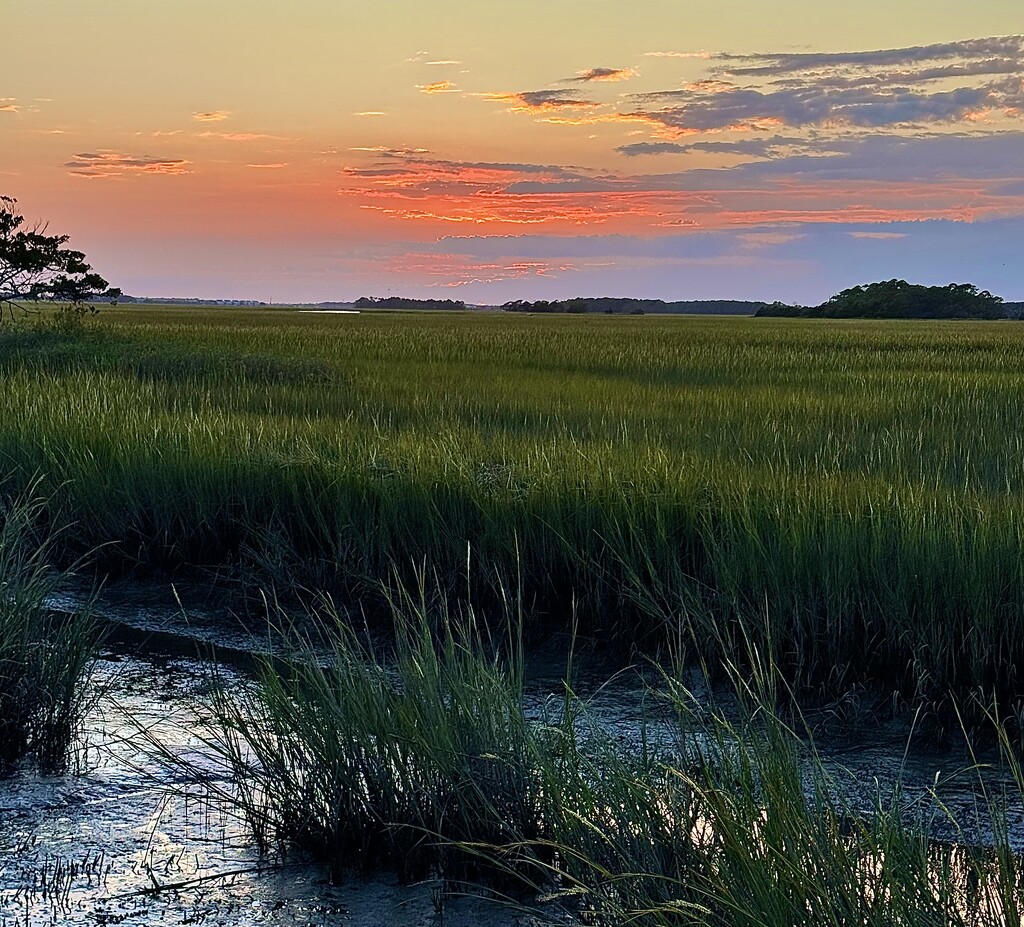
[3,1,1023,304]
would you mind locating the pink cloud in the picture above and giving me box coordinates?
[65,151,192,178]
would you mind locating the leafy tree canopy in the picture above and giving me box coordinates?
[0,196,118,318]
[756,280,1005,320]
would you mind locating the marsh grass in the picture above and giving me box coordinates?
[196,588,552,887]
[3,310,1024,708]
[0,487,97,771]
[535,682,1024,926]
[187,586,1024,926]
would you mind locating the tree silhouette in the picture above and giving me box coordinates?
[756,279,1006,320]
[0,196,118,319]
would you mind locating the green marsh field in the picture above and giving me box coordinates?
[7,306,1024,924]
[2,307,1024,709]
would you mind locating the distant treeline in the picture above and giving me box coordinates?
[756,281,1008,320]
[112,296,267,306]
[353,296,467,310]
[501,297,765,315]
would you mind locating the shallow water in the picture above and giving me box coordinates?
[0,646,529,926]
[2,582,1022,923]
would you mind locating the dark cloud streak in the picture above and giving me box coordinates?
[712,35,1024,76]
[483,89,600,111]
[569,67,636,82]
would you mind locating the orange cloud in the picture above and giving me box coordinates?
[374,251,592,288]
[346,185,710,229]
[417,81,460,94]
[482,90,600,113]
[349,146,429,155]
[198,131,287,141]
[65,151,192,178]
[644,51,712,59]
[246,162,288,169]
[193,111,230,122]
[338,145,1024,236]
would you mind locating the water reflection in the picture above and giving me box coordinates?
[0,651,519,925]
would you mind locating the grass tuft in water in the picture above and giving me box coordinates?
[199,587,551,887]
[0,486,98,772]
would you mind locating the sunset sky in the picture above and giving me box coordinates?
[3,2,1023,303]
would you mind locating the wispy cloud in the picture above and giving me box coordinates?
[65,151,191,178]
[738,231,806,248]
[617,141,692,156]
[618,136,831,158]
[712,35,1024,76]
[644,51,712,59]
[0,98,18,113]
[340,151,640,226]
[197,131,286,141]
[350,146,430,156]
[632,82,1011,133]
[374,251,587,288]
[625,35,1024,134]
[417,81,460,94]
[246,162,288,169]
[192,110,230,122]
[570,67,637,83]
[353,111,387,117]
[426,59,462,66]
[483,89,600,113]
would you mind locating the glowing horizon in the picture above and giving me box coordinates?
[3,1,1023,303]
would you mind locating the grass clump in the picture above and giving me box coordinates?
[200,588,550,886]
[0,488,97,772]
